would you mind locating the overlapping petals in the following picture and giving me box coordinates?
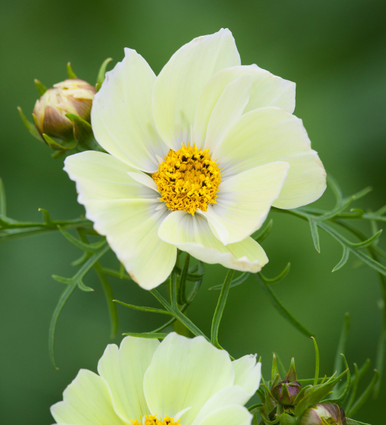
[64,28,326,289]
[51,333,261,425]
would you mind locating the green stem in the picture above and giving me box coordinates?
[211,270,234,348]
[94,263,118,338]
[151,289,208,340]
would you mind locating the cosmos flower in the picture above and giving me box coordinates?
[51,333,261,425]
[64,29,326,289]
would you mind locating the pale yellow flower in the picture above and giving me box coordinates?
[64,29,326,289]
[51,333,261,425]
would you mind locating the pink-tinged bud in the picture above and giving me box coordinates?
[33,79,95,139]
[272,379,302,406]
[299,403,346,425]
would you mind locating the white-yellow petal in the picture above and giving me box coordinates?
[192,386,251,425]
[83,199,176,289]
[197,405,252,425]
[64,151,156,201]
[51,369,125,425]
[205,162,289,244]
[97,337,159,422]
[193,64,295,146]
[271,152,326,209]
[64,152,176,289]
[143,333,234,425]
[215,107,326,208]
[158,212,268,273]
[244,66,295,114]
[232,356,261,397]
[91,48,167,172]
[153,29,241,150]
[202,76,253,152]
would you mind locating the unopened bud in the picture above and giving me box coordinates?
[272,379,302,406]
[33,79,95,140]
[299,403,346,425]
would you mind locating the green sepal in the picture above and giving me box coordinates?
[329,354,351,403]
[66,62,77,79]
[346,419,371,425]
[42,133,77,151]
[346,369,379,417]
[34,78,47,95]
[294,369,348,418]
[17,107,43,141]
[278,412,296,425]
[65,113,93,144]
[271,353,282,387]
[96,57,113,90]
[285,357,297,382]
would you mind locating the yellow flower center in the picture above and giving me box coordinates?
[152,144,221,215]
[131,415,180,425]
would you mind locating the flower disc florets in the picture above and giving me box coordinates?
[132,415,180,425]
[152,144,221,215]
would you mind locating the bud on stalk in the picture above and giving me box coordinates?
[272,379,302,406]
[33,79,95,140]
[299,403,346,425]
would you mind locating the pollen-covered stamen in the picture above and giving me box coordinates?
[152,144,221,215]
[131,415,181,425]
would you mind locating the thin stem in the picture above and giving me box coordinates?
[178,254,190,305]
[151,289,208,339]
[211,270,234,347]
[94,263,118,338]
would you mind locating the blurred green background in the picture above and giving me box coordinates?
[0,0,385,423]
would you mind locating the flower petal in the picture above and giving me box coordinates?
[196,405,252,425]
[91,48,167,172]
[97,337,159,422]
[143,333,234,425]
[81,199,176,289]
[51,369,125,425]
[200,76,253,152]
[244,66,295,114]
[232,356,261,398]
[205,162,289,244]
[193,64,295,146]
[191,386,250,425]
[153,29,240,150]
[215,107,326,208]
[64,152,177,289]
[158,212,268,273]
[271,152,326,209]
[64,151,157,201]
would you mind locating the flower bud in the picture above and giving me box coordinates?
[33,79,95,140]
[272,379,302,406]
[299,403,346,425]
